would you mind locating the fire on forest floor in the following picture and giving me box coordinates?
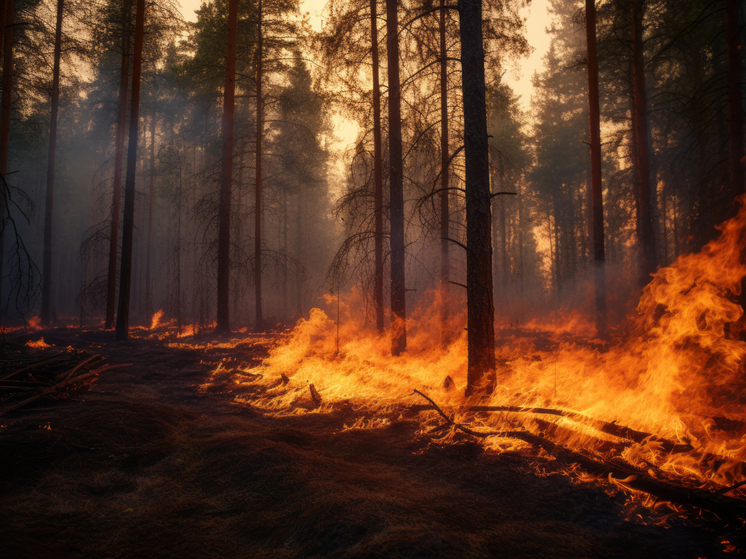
[2,187,746,557]
[188,201,746,530]
[0,333,741,558]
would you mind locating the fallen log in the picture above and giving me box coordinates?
[412,390,746,523]
[411,402,692,453]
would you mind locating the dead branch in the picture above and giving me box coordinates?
[411,394,746,522]
[0,352,130,418]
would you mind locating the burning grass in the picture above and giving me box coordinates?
[3,197,746,557]
[199,202,746,511]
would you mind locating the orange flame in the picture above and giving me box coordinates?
[150,309,165,330]
[25,337,52,349]
[200,202,746,495]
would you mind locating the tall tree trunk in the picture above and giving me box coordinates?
[296,186,303,315]
[0,0,12,323]
[370,0,384,332]
[145,114,155,316]
[105,0,131,329]
[255,0,264,330]
[115,0,146,341]
[439,0,450,331]
[386,0,406,355]
[282,188,288,317]
[585,0,608,336]
[726,0,746,311]
[41,0,64,325]
[217,0,238,333]
[630,0,656,286]
[726,0,744,199]
[460,0,495,395]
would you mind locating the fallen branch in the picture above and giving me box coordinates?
[0,353,129,418]
[411,391,746,522]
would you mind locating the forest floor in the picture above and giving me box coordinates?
[0,328,743,559]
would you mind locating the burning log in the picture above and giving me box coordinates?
[412,390,746,523]
[443,404,692,454]
[0,351,129,418]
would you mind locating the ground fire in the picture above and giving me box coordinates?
[2,0,746,556]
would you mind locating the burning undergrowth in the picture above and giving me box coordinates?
[202,203,746,517]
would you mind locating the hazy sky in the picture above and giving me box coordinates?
[176,0,551,107]
[176,0,551,149]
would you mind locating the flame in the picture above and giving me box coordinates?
[196,203,746,499]
[150,309,165,330]
[25,337,52,348]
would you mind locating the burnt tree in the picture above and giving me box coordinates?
[726,0,744,199]
[0,0,11,322]
[439,0,450,329]
[630,0,656,286]
[255,0,264,329]
[41,0,65,325]
[115,0,146,341]
[371,0,384,332]
[386,0,406,355]
[217,0,239,333]
[105,0,132,329]
[585,0,607,336]
[460,0,496,395]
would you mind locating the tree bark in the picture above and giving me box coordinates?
[105,0,131,329]
[630,0,656,286]
[255,0,264,330]
[386,0,406,355]
[145,114,155,316]
[460,0,495,395]
[41,0,64,325]
[726,0,744,199]
[0,0,12,323]
[371,0,384,332]
[585,0,608,336]
[439,0,450,330]
[115,0,146,341]
[217,0,238,333]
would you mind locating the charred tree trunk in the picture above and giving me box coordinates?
[105,0,131,329]
[585,0,608,336]
[217,0,238,334]
[630,0,656,286]
[41,0,64,325]
[145,114,155,316]
[371,0,384,333]
[255,0,264,330]
[460,0,495,395]
[727,0,744,199]
[726,0,746,311]
[115,0,146,341]
[0,0,12,323]
[386,0,406,355]
[439,0,450,330]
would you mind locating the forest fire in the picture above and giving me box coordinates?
[2,0,746,554]
[202,202,746,510]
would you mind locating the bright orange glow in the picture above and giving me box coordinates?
[150,309,165,330]
[198,200,746,497]
[25,337,52,348]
